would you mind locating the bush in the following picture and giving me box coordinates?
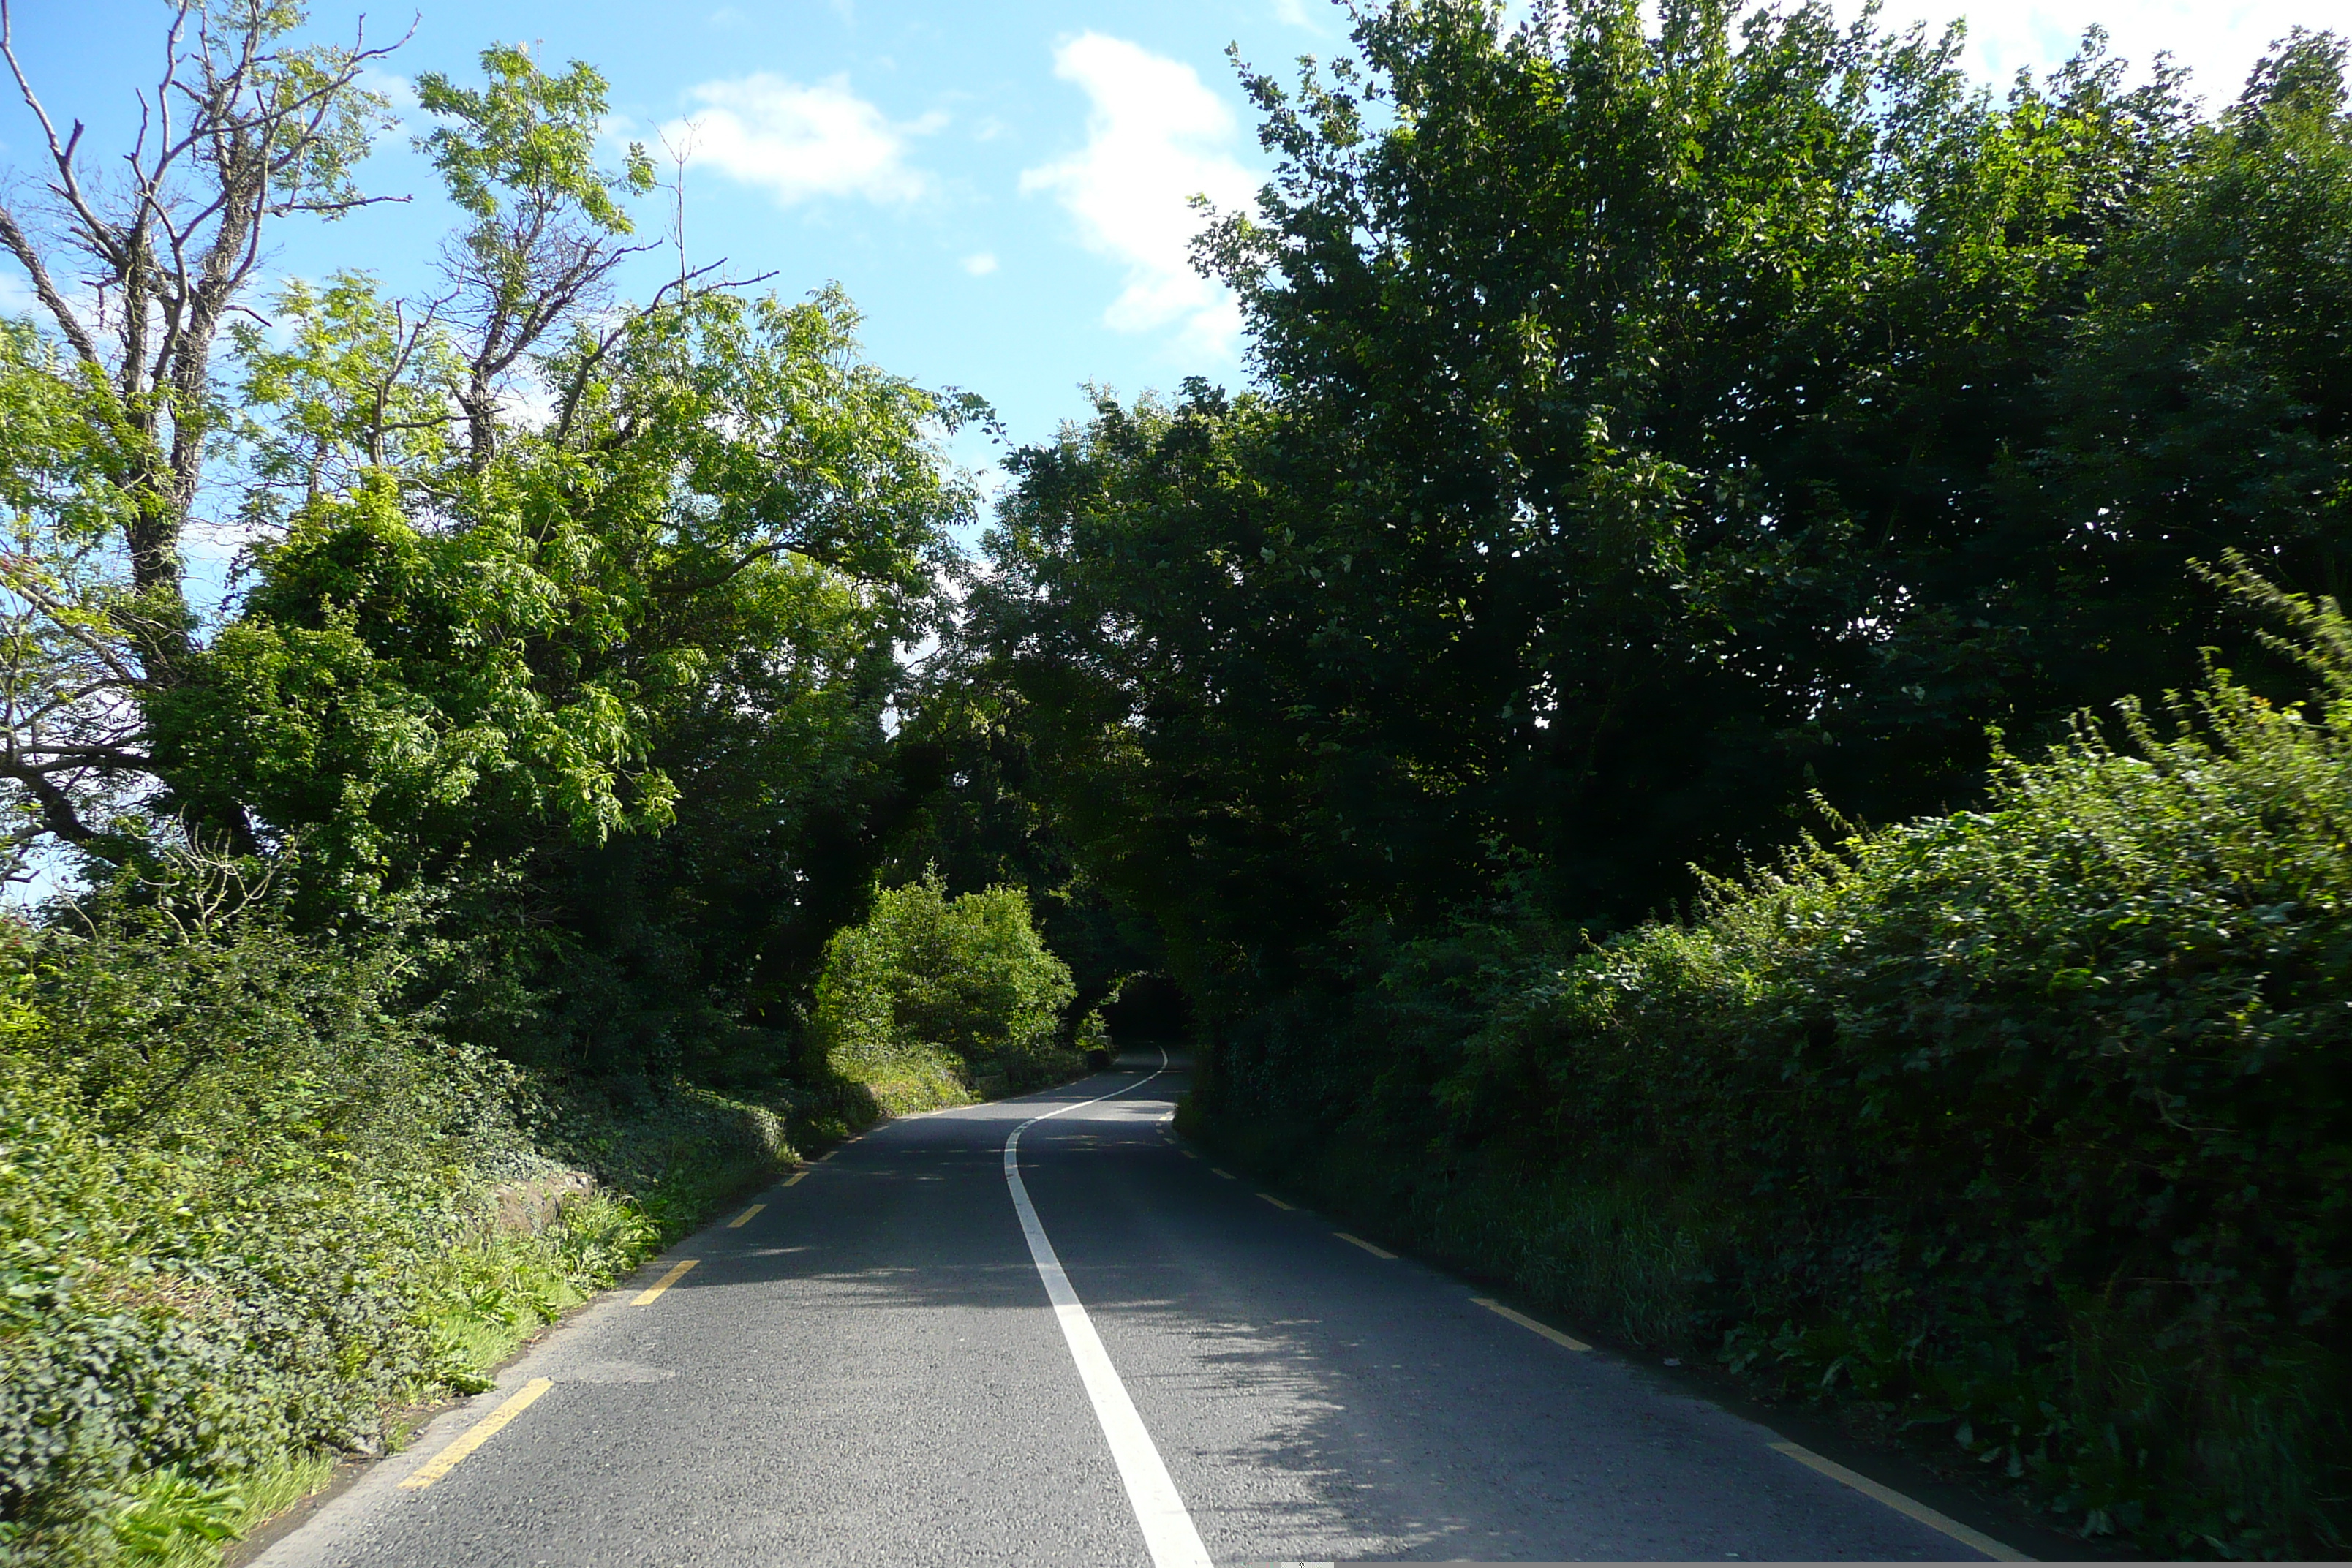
[0,892,496,1564]
[1194,572,2352,1558]
[0,870,794,1567]
[806,874,1079,1113]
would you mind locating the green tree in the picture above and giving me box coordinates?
[2023,29,2352,700]
[0,0,403,847]
[971,1,2346,1021]
[4,26,981,1082]
[806,872,1077,1111]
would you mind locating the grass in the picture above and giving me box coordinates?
[111,1055,1092,1568]
[115,1452,339,1568]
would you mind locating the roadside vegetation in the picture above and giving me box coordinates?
[4,0,2349,1561]
[949,3,2352,1557]
[1184,578,2352,1555]
[806,874,1082,1115]
[0,9,1090,1564]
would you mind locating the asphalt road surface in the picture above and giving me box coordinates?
[254,1052,2027,1566]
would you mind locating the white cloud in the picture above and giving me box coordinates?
[355,65,420,127]
[1836,0,2317,102]
[667,75,928,207]
[1271,0,1316,26]
[962,252,999,276]
[1020,34,1259,359]
[0,269,107,339]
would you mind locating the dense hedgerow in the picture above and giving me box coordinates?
[1194,576,2352,1557]
[806,874,1080,1115]
[0,853,1090,1565]
[0,881,799,1567]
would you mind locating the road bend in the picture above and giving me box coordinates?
[253,1050,2019,1566]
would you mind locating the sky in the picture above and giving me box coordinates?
[0,0,2335,485]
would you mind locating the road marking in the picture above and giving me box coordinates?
[1335,1232,1395,1259]
[399,1379,552,1490]
[727,1203,765,1228]
[1005,1047,1212,1568]
[1258,1193,1294,1210]
[1769,1442,2028,1561]
[632,1259,698,1305]
[1210,1166,1237,1180]
[1473,1296,1591,1352]
[783,1171,807,1186]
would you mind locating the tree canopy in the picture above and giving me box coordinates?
[962,0,2352,1017]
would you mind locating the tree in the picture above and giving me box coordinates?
[2,10,984,1082]
[155,276,977,1073]
[412,44,655,472]
[0,0,402,852]
[974,2,2349,1024]
[2024,29,2352,699]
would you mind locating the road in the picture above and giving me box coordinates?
[254,1052,2025,1566]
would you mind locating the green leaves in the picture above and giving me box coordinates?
[415,47,651,233]
[151,484,674,908]
[808,874,1079,1110]
[230,273,461,526]
[987,1,2352,1007]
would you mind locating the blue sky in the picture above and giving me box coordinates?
[2,0,2332,483]
[1,0,1324,474]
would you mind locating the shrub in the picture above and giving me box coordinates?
[0,870,790,1566]
[807,874,1078,1112]
[1196,571,2352,1557]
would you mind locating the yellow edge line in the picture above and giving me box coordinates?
[1472,1296,1591,1352]
[1335,1231,1396,1259]
[727,1203,765,1229]
[1258,1192,1294,1210]
[1769,1442,2029,1561]
[399,1378,552,1490]
[631,1258,698,1306]
[783,1170,808,1186]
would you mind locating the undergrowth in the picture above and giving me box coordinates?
[804,874,1083,1117]
[1,855,1091,1566]
[0,889,806,1567]
[1186,568,2352,1558]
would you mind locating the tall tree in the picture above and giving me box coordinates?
[971,0,2335,1020]
[0,0,402,855]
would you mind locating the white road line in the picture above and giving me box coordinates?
[1005,1049,1213,1568]
[1472,1295,1591,1352]
[1769,1441,2029,1560]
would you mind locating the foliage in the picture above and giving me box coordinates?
[1194,571,2352,1556]
[883,676,1159,1023]
[0,323,149,871]
[974,1,2352,1001]
[0,0,406,864]
[806,873,1079,1114]
[0,866,799,1566]
[0,879,493,1563]
[188,279,974,1082]
[2029,30,2352,679]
